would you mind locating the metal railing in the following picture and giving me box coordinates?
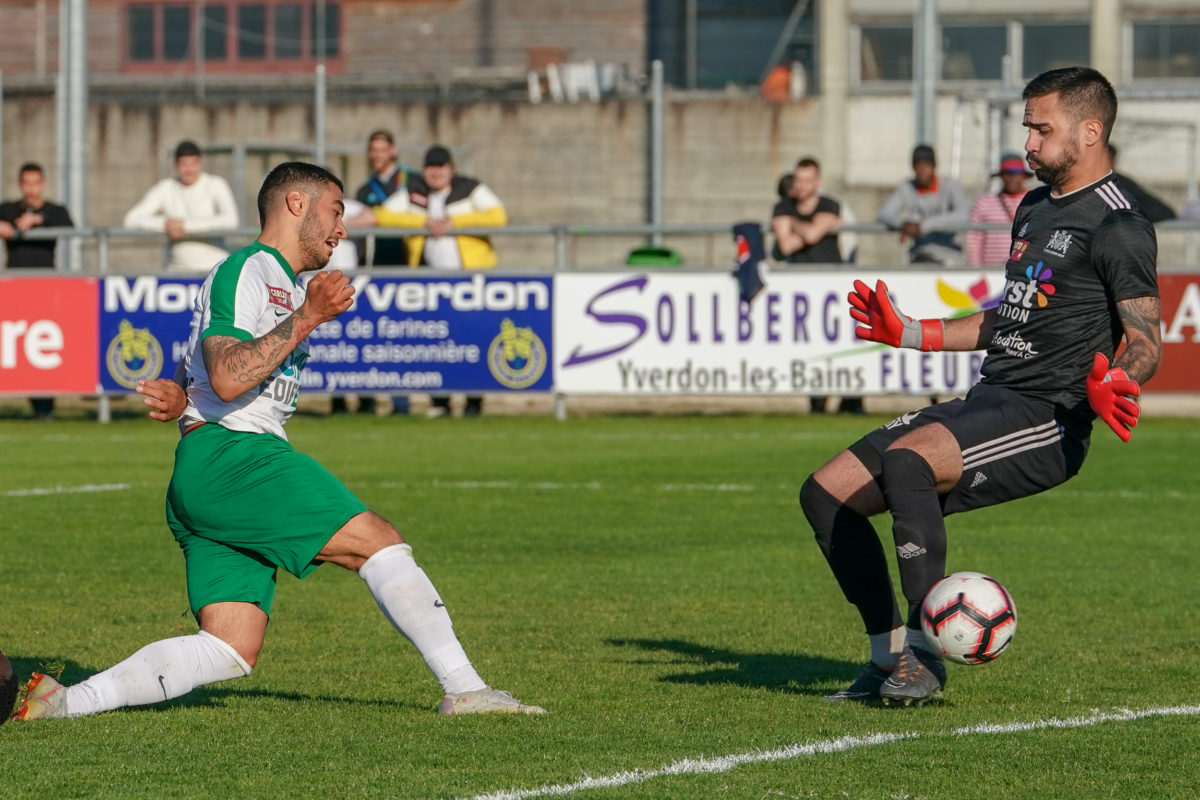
[7,218,1200,272]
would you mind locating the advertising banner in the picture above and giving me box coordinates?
[100,276,201,391]
[0,277,99,394]
[98,273,553,395]
[553,271,1007,396]
[306,273,553,393]
[1154,274,1200,392]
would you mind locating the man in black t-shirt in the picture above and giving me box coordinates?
[771,157,843,264]
[0,162,75,420]
[772,158,862,413]
[0,162,73,269]
[798,67,1162,707]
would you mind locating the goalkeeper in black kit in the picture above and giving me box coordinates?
[799,66,1162,706]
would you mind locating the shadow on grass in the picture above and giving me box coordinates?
[607,638,860,696]
[3,652,423,715]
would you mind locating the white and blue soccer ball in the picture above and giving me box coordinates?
[920,571,1017,665]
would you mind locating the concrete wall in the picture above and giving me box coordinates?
[3,89,1198,271]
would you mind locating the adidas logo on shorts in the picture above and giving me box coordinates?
[896,542,927,559]
[970,471,987,489]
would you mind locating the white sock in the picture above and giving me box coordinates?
[65,630,251,717]
[359,543,487,694]
[869,627,906,668]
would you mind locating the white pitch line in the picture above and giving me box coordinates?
[2,482,132,498]
[374,480,764,493]
[460,704,1200,800]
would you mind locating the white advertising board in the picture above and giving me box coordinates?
[553,270,1006,395]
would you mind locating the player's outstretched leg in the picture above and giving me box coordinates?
[9,631,252,720]
[358,542,546,715]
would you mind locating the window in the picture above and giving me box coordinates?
[237,4,266,60]
[941,24,1006,81]
[123,1,342,72]
[204,5,229,61]
[647,0,816,91]
[1133,20,1200,79]
[859,24,912,82]
[311,1,340,59]
[162,5,192,61]
[128,4,155,61]
[1023,23,1089,79]
[275,3,303,59]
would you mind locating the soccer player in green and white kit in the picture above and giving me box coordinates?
[13,162,544,719]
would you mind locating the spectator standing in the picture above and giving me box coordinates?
[1108,144,1175,223]
[336,130,414,416]
[771,157,863,414]
[123,140,239,273]
[966,151,1032,266]
[374,145,508,417]
[877,145,968,265]
[354,129,411,268]
[0,162,75,420]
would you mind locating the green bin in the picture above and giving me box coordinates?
[625,245,683,266]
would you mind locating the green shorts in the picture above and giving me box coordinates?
[165,423,368,617]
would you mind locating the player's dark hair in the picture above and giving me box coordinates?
[174,140,202,160]
[257,161,343,225]
[18,162,44,177]
[1023,67,1117,144]
[367,129,394,145]
[795,157,821,172]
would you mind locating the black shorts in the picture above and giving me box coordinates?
[847,383,1089,514]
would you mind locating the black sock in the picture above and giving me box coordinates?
[880,449,947,628]
[800,476,903,635]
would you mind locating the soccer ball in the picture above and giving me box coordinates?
[920,572,1017,665]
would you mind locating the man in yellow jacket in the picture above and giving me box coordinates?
[373,145,507,269]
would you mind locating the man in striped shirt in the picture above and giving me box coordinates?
[966,152,1032,266]
[799,67,1161,707]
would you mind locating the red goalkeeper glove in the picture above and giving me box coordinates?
[848,279,944,351]
[1086,352,1141,443]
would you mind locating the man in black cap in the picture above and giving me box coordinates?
[877,145,968,265]
[372,145,508,416]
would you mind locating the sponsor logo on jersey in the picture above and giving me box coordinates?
[998,261,1056,324]
[1045,229,1073,257]
[1017,222,1029,238]
[990,329,1039,359]
[487,318,548,389]
[1010,240,1028,260]
[105,319,165,389]
[266,286,293,311]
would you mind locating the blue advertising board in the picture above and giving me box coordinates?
[98,273,553,394]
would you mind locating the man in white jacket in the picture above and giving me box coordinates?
[124,140,240,272]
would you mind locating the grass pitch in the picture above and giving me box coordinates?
[0,408,1197,799]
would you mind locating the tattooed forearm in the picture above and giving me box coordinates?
[203,316,305,399]
[1113,296,1162,384]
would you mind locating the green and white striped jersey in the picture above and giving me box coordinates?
[178,242,308,439]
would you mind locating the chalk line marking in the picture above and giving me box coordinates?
[3,482,132,498]
[374,480,768,493]
[460,704,1200,800]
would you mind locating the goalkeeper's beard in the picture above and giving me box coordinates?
[1030,136,1080,191]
